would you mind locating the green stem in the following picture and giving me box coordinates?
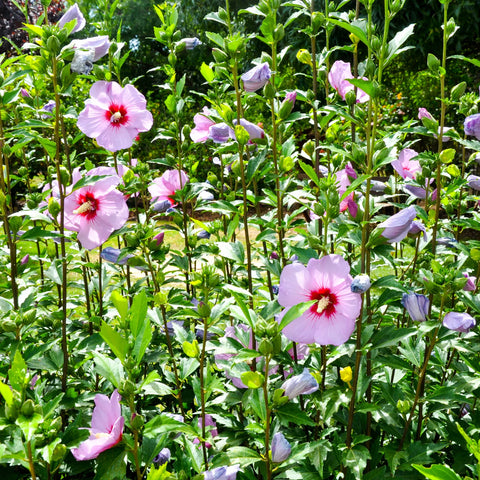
[199,314,209,468]
[263,354,272,480]
[27,441,37,480]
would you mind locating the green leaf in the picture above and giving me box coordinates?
[93,352,125,388]
[384,24,415,67]
[240,371,264,389]
[93,447,127,480]
[412,464,462,480]
[327,17,370,48]
[298,160,321,187]
[217,241,245,264]
[371,326,417,350]
[205,31,225,49]
[276,403,316,427]
[226,446,262,467]
[16,413,42,442]
[9,350,27,392]
[200,62,215,83]
[0,382,13,406]
[111,290,128,321]
[278,301,316,330]
[70,175,108,193]
[130,289,148,338]
[133,317,152,365]
[449,54,480,68]
[9,209,52,223]
[144,414,197,438]
[164,94,176,114]
[100,321,129,363]
[20,227,61,241]
[348,78,379,99]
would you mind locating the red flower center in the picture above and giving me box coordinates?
[74,192,99,220]
[310,288,338,318]
[105,104,128,127]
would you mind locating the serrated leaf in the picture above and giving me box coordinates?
[226,446,262,467]
[217,241,245,264]
[412,464,462,480]
[0,382,13,406]
[130,289,147,338]
[9,350,27,392]
[276,403,316,427]
[20,227,61,241]
[205,31,225,49]
[93,352,125,388]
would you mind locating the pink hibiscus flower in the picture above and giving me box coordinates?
[328,60,369,104]
[148,169,189,206]
[190,107,216,143]
[391,148,421,180]
[71,390,124,461]
[336,163,358,217]
[64,176,129,250]
[278,255,362,345]
[77,81,153,152]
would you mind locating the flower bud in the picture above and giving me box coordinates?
[234,125,250,146]
[278,91,296,120]
[350,274,371,293]
[451,81,466,101]
[197,301,211,318]
[401,292,429,322]
[446,17,457,38]
[340,366,352,383]
[296,49,312,66]
[397,399,411,414]
[46,35,61,55]
[212,48,228,63]
[427,53,440,73]
[52,443,67,462]
[258,338,273,355]
[263,81,275,99]
[154,447,171,465]
[271,432,291,463]
[21,399,35,417]
[345,89,358,106]
[131,413,145,430]
[48,197,61,218]
[281,368,319,399]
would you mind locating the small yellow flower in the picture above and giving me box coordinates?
[296,49,312,67]
[340,366,353,389]
[397,92,403,100]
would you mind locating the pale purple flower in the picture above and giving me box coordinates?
[271,432,291,463]
[464,114,480,140]
[181,37,202,50]
[153,447,171,465]
[71,390,124,461]
[241,62,271,92]
[20,88,30,98]
[371,180,387,193]
[191,107,216,143]
[467,175,480,191]
[401,292,429,322]
[443,312,475,333]
[193,414,218,448]
[197,230,211,239]
[64,177,129,250]
[204,465,240,480]
[281,368,319,399]
[77,81,153,152]
[41,100,56,118]
[378,205,417,243]
[408,220,427,241]
[392,148,421,180]
[403,182,437,201]
[462,272,476,292]
[437,237,457,247]
[418,108,434,121]
[58,3,85,33]
[148,169,189,206]
[278,255,362,345]
[152,199,171,213]
[153,232,165,246]
[69,36,111,63]
[209,123,234,143]
[20,254,29,265]
[328,60,369,103]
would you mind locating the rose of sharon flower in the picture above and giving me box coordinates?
[464,114,480,140]
[278,255,362,345]
[191,107,216,143]
[77,81,153,152]
[149,169,189,207]
[443,312,476,333]
[241,62,271,92]
[58,3,85,33]
[336,163,358,217]
[378,205,417,243]
[391,148,421,180]
[71,390,124,461]
[204,464,240,480]
[281,368,319,399]
[271,432,291,463]
[328,60,369,103]
[64,177,129,250]
[401,292,429,322]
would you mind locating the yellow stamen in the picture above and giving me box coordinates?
[111,111,122,122]
[316,296,330,314]
[73,200,95,215]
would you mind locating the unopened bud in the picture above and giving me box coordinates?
[48,197,61,218]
